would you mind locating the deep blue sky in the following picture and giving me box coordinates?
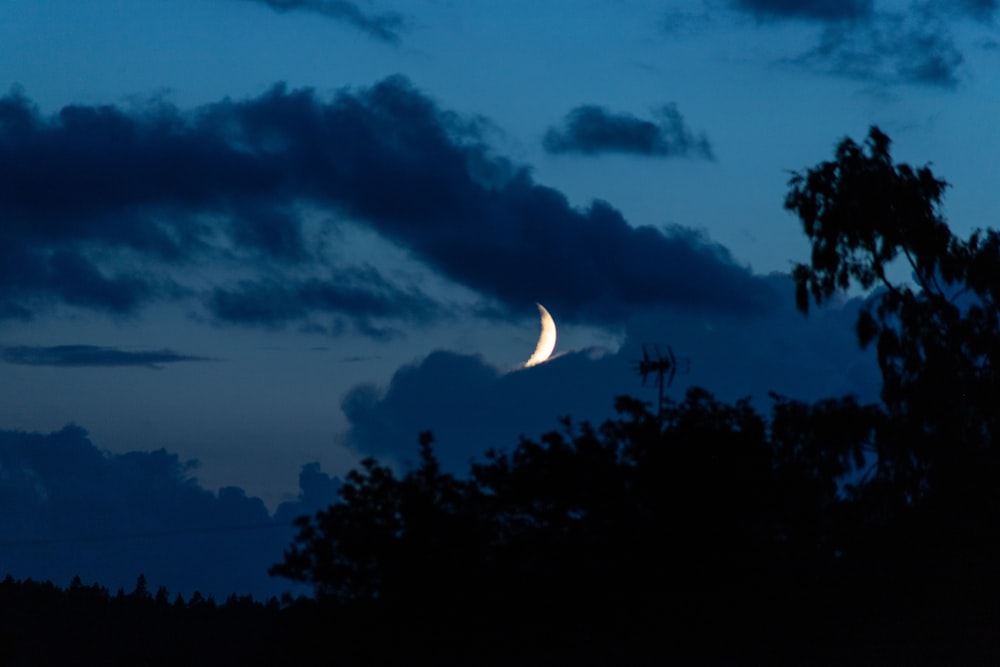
[0,0,997,596]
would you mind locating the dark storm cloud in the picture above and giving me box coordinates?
[732,0,873,21]
[240,0,406,43]
[798,12,964,87]
[341,276,881,470]
[543,104,715,159]
[1,345,209,369]
[0,78,770,331]
[0,424,342,598]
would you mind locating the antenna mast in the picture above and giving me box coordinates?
[633,344,688,424]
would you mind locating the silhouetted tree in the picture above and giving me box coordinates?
[786,126,1000,562]
[271,389,893,661]
[154,585,170,607]
[131,573,150,601]
[265,126,1000,663]
[0,574,297,666]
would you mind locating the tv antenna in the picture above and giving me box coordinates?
[633,344,689,420]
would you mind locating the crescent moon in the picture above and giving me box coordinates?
[524,303,557,367]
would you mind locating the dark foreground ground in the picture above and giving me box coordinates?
[3,567,999,666]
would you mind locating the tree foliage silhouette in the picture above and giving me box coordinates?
[268,126,1000,663]
[271,391,889,661]
[10,126,999,665]
[786,126,1000,554]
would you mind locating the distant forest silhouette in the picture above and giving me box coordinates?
[5,127,1000,665]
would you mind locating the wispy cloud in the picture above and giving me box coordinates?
[1,345,211,369]
[207,267,442,339]
[240,0,406,44]
[732,0,874,22]
[660,8,715,36]
[796,11,964,88]
[943,0,998,21]
[727,1,972,88]
[543,104,715,160]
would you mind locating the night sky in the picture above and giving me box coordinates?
[1,0,997,597]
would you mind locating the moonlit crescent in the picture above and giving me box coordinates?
[524,303,557,367]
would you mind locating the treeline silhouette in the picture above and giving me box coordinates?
[0,574,292,666]
[5,127,1000,664]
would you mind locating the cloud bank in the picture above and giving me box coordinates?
[0,78,770,333]
[543,104,715,160]
[0,425,340,598]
